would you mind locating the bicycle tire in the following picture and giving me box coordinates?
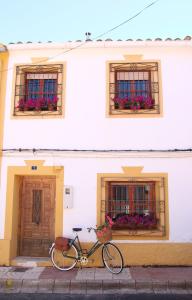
[51,244,78,271]
[102,242,124,274]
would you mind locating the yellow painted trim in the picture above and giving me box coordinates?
[0,52,9,184]
[97,166,169,240]
[106,58,163,118]
[3,162,64,264]
[123,55,143,61]
[122,166,144,175]
[31,57,49,63]
[10,62,66,119]
[9,243,192,267]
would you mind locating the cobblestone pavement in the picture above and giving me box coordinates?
[0,266,191,295]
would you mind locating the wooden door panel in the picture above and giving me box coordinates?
[19,176,55,257]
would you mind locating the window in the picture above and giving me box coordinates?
[14,64,63,116]
[99,174,167,238]
[107,182,157,230]
[109,62,160,115]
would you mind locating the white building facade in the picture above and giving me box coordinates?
[0,37,191,266]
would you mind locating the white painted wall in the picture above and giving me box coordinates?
[3,42,192,150]
[0,153,192,243]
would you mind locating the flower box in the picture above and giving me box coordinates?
[113,96,154,111]
[16,97,58,112]
[112,214,157,230]
[112,223,157,230]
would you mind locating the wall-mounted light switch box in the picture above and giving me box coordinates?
[64,186,73,209]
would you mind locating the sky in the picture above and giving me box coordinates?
[0,0,191,44]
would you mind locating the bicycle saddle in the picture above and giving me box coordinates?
[72,228,82,232]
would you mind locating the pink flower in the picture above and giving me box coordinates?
[106,215,114,227]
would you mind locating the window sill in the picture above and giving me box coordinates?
[13,109,62,117]
[108,108,162,118]
[111,228,166,239]
[110,108,160,115]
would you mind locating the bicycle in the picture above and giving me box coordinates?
[49,226,124,274]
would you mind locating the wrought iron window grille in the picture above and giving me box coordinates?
[101,177,166,237]
[14,64,63,116]
[109,62,160,115]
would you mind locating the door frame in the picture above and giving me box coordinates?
[4,160,64,262]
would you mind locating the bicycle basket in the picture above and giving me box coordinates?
[96,227,112,243]
[55,237,70,251]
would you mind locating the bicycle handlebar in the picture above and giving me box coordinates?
[87,227,96,233]
[87,216,114,233]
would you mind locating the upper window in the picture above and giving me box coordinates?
[109,62,160,116]
[14,64,63,116]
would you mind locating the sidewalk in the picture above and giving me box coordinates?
[0,266,192,294]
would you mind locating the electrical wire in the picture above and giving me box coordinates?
[1,148,192,153]
[94,0,160,40]
[0,0,161,73]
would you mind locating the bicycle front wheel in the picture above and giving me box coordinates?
[51,244,78,271]
[102,242,124,274]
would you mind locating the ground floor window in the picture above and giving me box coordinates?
[98,172,168,238]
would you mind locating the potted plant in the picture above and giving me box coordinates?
[17,97,58,112]
[112,213,157,230]
[113,96,154,111]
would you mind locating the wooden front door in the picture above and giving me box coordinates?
[19,176,55,257]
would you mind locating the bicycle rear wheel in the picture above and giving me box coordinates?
[102,242,124,274]
[51,244,78,271]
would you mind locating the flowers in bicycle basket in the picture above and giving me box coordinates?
[96,216,114,243]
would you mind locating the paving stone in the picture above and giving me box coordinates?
[0,267,12,279]
[70,280,87,294]
[21,279,39,293]
[119,280,136,294]
[2,271,24,280]
[40,266,77,280]
[153,289,172,294]
[0,266,191,295]
[53,279,70,293]
[136,280,152,289]
[186,280,192,289]
[168,280,186,289]
[76,268,95,280]
[119,279,135,288]
[112,268,132,280]
[23,267,45,279]
[37,279,54,293]
[86,280,103,294]
[1,267,45,280]
[169,288,188,294]
[95,268,113,280]
[152,280,168,288]
[187,289,192,295]
[136,289,154,294]
[1,279,22,293]
[0,278,4,288]
[168,280,188,294]
[103,280,120,294]
[152,280,170,294]
[135,280,153,293]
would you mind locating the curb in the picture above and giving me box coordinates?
[0,279,192,294]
